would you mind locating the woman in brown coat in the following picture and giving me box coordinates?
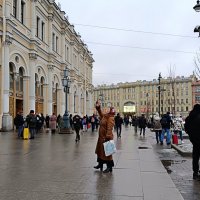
[94,101,115,173]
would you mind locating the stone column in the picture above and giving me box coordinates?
[29,53,37,111]
[23,76,30,116]
[56,88,62,115]
[42,83,48,115]
[61,30,65,63]
[83,58,87,115]
[47,65,53,115]
[48,14,53,54]
[2,36,12,131]
[17,0,21,20]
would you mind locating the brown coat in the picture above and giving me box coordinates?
[95,107,115,161]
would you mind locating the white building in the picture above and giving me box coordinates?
[0,0,94,131]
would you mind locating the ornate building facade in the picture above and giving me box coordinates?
[0,0,94,130]
[93,75,196,118]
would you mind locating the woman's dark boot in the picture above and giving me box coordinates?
[103,163,112,173]
[103,167,112,173]
[94,163,103,171]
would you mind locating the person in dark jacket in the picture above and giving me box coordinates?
[132,116,139,135]
[73,115,81,142]
[114,113,123,138]
[26,110,37,139]
[138,114,147,136]
[160,112,173,145]
[45,114,50,129]
[184,104,200,180]
[14,111,24,138]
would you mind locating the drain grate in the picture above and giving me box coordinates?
[138,146,149,149]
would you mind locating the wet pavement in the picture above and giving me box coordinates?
[148,130,200,200]
[0,128,186,200]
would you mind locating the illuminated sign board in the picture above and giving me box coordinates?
[123,106,135,113]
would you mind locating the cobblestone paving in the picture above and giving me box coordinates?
[148,132,200,200]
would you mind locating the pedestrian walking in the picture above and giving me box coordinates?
[173,115,184,144]
[152,113,162,144]
[160,112,173,145]
[50,113,57,134]
[45,114,50,129]
[184,104,200,180]
[94,100,115,173]
[90,114,96,132]
[114,113,123,138]
[73,115,81,142]
[26,110,37,139]
[138,114,147,136]
[14,111,24,138]
[82,116,87,132]
[132,116,139,135]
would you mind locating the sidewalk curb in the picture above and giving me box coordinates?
[171,143,192,157]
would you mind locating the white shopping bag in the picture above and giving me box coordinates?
[103,140,116,156]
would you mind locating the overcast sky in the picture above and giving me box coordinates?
[55,0,200,86]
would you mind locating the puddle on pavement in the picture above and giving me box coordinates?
[161,160,187,174]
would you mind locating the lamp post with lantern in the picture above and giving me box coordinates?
[59,67,72,134]
[158,73,162,116]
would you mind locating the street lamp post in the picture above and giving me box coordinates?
[146,93,149,118]
[194,1,200,36]
[59,67,72,134]
[158,73,162,116]
[194,0,200,12]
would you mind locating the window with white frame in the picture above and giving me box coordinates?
[56,36,59,52]
[21,1,25,24]
[36,17,40,37]
[13,0,17,18]
[52,33,55,51]
[41,21,45,41]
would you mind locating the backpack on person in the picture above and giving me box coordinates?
[160,117,168,127]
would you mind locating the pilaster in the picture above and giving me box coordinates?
[29,52,38,111]
[47,64,54,115]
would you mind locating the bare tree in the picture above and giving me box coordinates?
[168,65,176,116]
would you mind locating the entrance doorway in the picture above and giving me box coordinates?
[16,99,23,114]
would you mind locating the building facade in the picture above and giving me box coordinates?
[93,75,196,118]
[0,0,94,130]
[192,79,200,105]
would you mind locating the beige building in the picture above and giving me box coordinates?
[93,75,195,118]
[0,0,94,130]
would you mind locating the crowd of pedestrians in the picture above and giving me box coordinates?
[13,103,200,181]
[14,110,100,141]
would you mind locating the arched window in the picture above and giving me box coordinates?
[40,77,45,97]
[9,63,14,90]
[19,67,23,92]
[35,74,39,95]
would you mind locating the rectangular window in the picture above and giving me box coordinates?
[52,33,55,51]
[36,17,40,37]
[13,0,17,18]
[56,36,58,52]
[41,22,45,41]
[21,1,25,24]
[181,99,184,104]
[196,86,200,92]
